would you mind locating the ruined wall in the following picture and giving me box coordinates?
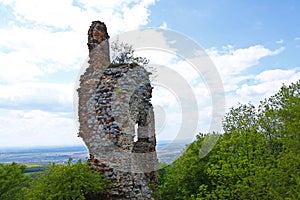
[78,21,158,199]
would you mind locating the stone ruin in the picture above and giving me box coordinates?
[77,21,158,199]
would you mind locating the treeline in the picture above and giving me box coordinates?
[0,160,107,200]
[158,80,300,199]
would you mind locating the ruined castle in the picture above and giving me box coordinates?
[77,21,158,199]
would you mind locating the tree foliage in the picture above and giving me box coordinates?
[0,163,32,200]
[0,160,107,200]
[26,160,107,200]
[159,80,300,200]
[158,133,215,199]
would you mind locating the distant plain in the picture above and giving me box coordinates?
[0,140,189,165]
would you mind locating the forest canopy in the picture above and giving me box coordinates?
[158,80,300,200]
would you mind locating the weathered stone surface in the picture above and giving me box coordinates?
[78,21,158,199]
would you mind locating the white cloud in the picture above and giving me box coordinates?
[208,45,284,76]
[152,85,179,108]
[0,52,44,82]
[0,0,158,147]
[159,21,168,29]
[255,68,299,82]
[121,3,152,30]
[228,67,300,106]
[6,0,156,33]
[0,82,74,112]
[13,0,82,28]
[0,26,87,83]
[205,45,300,111]
[0,0,157,83]
[0,109,81,147]
[237,82,277,98]
[207,45,285,93]
[0,0,11,5]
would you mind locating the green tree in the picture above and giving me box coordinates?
[159,80,300,200]
[262,81,300,199]
[195,80,300,199]
[0,162,32,200]
[26,160,107,200]
[194,104,272,199]
[159,133,215,200]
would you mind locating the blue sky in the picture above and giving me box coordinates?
[0,0,299,147]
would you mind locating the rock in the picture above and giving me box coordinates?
[78,21,157,200]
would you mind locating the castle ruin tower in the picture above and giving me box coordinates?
[78,21,158,199]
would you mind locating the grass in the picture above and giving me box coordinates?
[23,164,47,177]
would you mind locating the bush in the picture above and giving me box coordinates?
[26,160,107,200]
[0,162,32,200]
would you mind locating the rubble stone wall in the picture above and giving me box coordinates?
[78,21,158,199]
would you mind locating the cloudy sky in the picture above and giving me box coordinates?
[0,0,299,147]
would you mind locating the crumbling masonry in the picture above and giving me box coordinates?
[77,21,158,199]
